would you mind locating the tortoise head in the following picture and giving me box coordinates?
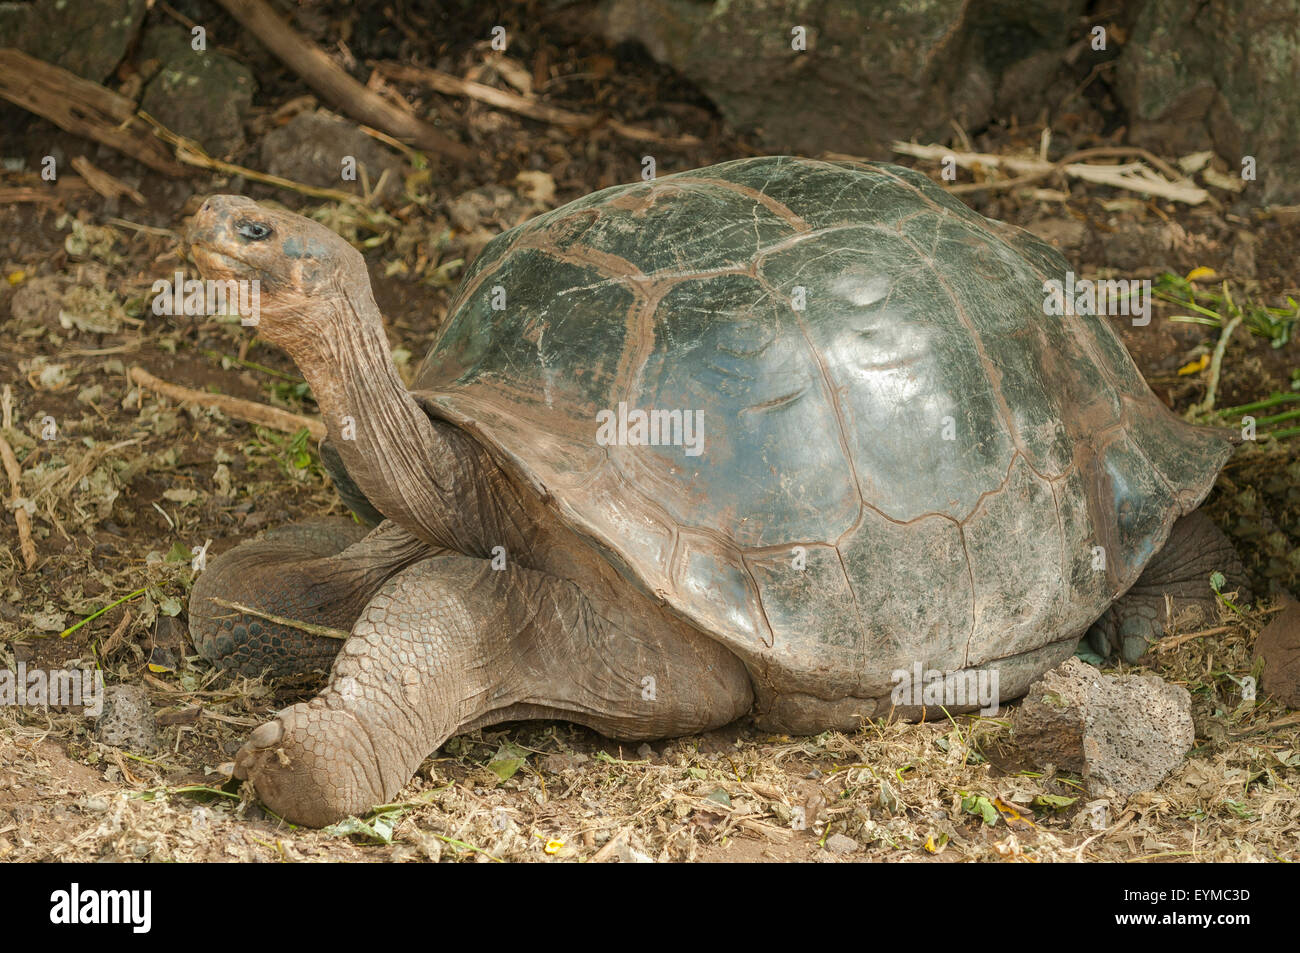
[187,195,372,351]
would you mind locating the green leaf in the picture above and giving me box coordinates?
[1031,794,1078,813]
[1223,799,1256,821]
[704,788,732,808]
[961,793,999,825]
[488,758,524,782]
[164,541,191,563]
[323,814,396,844]
[487,742,528,782]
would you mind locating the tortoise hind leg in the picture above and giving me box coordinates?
[230,555,752,827]
[189,518,430,677]
[1085,511,1250,663]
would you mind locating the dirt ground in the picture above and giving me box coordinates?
[0,4,1297,862]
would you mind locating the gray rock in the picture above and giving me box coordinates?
[1117,0,1300,205]
[1096,222,1177,275]
[1010,657,1194,797]
[603,0,1085,157]
[445,184,540,262]
[95,684,159,753]
[138,27,255,158]
[261,111,407,203]
[0,0,146,82]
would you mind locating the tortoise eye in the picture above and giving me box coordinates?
[236,221,273,241]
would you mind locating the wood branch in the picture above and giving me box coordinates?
[1154,624,1237,652]
[375,61,703,149]
[210,0,472,163]
[888,141,1208,205]
[129,366,326,440]
[0,49,188,177]
[0,431,37,570]
[0,179,93,204]
[70,156,146,205]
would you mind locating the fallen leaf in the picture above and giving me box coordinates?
[1031,793,1078,813]
[31,609,67,632]
[488,741,529,782]
[961,793,999,825]
[515,170,556,207]
[704,788,732,809]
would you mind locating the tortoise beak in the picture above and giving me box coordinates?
[187,195,263,278]
[188,195,261,246]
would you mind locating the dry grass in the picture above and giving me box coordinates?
[1,596,1295,862]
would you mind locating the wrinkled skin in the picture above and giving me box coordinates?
[186,163,1246,827]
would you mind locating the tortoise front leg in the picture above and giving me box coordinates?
[232,555,752,827]
[1086,511,1250,663]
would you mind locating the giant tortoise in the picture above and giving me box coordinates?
[186,157,1245,826]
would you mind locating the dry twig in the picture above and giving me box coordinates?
[375,61,703,148]
[129,366,326,440]
[137,114,366,205]
[208,597,350,640]
[887,142,1208,205]
[70,156,147,206]
[212,0,471,162]
[0,431,36,569]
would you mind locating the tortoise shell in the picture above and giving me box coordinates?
[414,157,1231,704]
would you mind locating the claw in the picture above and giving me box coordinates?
[233,718,286,782]
[249,719,284,748]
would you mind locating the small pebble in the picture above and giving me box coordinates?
[95,685,159,753]
[824,833,860,855]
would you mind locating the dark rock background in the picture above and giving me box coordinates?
[603,0,1300,204]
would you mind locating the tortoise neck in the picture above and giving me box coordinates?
[292,289,489,553]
